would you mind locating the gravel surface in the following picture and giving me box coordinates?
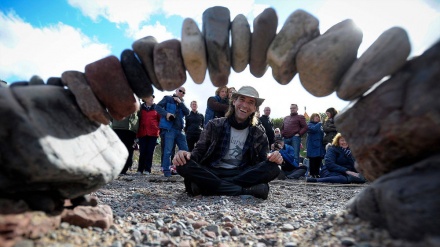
[22,164,429,247]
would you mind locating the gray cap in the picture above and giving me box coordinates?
[232,86,265,107]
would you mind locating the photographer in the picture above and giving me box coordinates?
[272,137,307,179]
[155,87,190,177]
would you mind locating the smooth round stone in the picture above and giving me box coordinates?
[181,18,207,84]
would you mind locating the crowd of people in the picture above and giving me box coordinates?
[111,85,366,200]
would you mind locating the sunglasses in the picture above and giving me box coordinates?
[179,89,186,94]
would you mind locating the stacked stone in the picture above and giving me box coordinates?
[2,5,440,242]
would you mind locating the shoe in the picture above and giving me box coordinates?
[136,171,143,176]
[164,172,171,177]
[306,177,317,183]
[242,184,269,200]
[191,182,202,196]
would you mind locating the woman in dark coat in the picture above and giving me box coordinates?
[322,107,338,148]
[306,113,325,178]
[307,133,366,184]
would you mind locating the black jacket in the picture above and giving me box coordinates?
[259,115,275,145]
[184,111,204,137]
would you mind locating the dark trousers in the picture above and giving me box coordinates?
[308,156,322,176]
[186,134,201,152]
[176,160,280,196]
[114,129,136,174]
[138,135,158,173]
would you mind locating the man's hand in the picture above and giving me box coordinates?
[346,171,359,177]
[173,150,191,166]
[267,151,283,165]
[166,113,175,121]
[173,96,182,104]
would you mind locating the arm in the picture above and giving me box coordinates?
[207,97,229,113]
[323,119,337,133]
[179,100,190,116]
[154,97,169,117]
[298,115,308,136]
[279,145,298,167]
[307,122,322,134]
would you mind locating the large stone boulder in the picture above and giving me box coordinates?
[0,86,127,199]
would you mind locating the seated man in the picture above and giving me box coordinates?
[173,86,282,200]
[271,137,307,179]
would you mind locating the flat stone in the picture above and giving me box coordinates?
[0,86,127,199]
[267,9,320,84]
[61,70,111,125]
[46,77,63,87]
[61,204,113,230]
[9,81,29,87]
[337,27,411,100]
[120,49,154,98]
[250,8,278,78]
[336,40,440,180]
[297,19,363,97]
[203,6,231,87]
[132,36,163,91]
[231,14,251,73]
[84,55,139,120]
[153,39,186,91]
[181,18,207,84]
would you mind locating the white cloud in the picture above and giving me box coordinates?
[0,11,111,82]
[131,21,174,42]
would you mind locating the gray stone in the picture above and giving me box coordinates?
[84,55,139,120]
[297,19,363,97]
[250,8,278,78]
[0,86,127,199]
[337,27,411,100]
[120,49,154,98]
[61,70,111,125]
[336,40,440,181]
[132,36,163,91]
[349,154,440,240]
[153,39,186,91]
[29,75,44,85]
[231,14,251,73]
[202,6,231,87]
[181,18,207,84]
[46,77,63,87]
[267,9,320,84]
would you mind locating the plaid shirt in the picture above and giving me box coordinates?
[191,117,269,168]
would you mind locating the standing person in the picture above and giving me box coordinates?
[136,95,160,175]
[281,104,308,165]
[184,100,204,151]
[155,87,190,177]
[306,113,325,178]
[204,86,229,126]
[259,106,275,146]
[111,111,139,175]
[173,86,282,200]
[228,87,236,99]
[323,107,338,149]
[274,128,281,138]
[307,133,367,184]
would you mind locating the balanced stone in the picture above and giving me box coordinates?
[337,27,411,100]
[84,55,139,120]
[61,70,111,125]
[132,36,163,91]
[29,75,44,85]
[336,40,440,181]
[231,14,251,73]
[297,19,363,97]
[46,77,63,87]
[0,86,127,199]
[120,49,154,98]
[181,18,207,84]
[153,39,186,91]
[202,6,231,87]
[250,8,278,78]
[267,9,320,84]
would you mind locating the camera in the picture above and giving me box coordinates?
[168,115,175,121]
[273,142,281,151]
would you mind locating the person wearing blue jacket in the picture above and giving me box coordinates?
[306,113,325,178]
[155,87,190,177]
[307,133,366,184]
[272,137,306,179]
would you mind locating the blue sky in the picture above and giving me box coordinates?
[1,0,439,118]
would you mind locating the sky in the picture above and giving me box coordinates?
[1,0,439,118]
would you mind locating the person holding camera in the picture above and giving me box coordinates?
[272,136,307,179]
[155,87,190,177]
